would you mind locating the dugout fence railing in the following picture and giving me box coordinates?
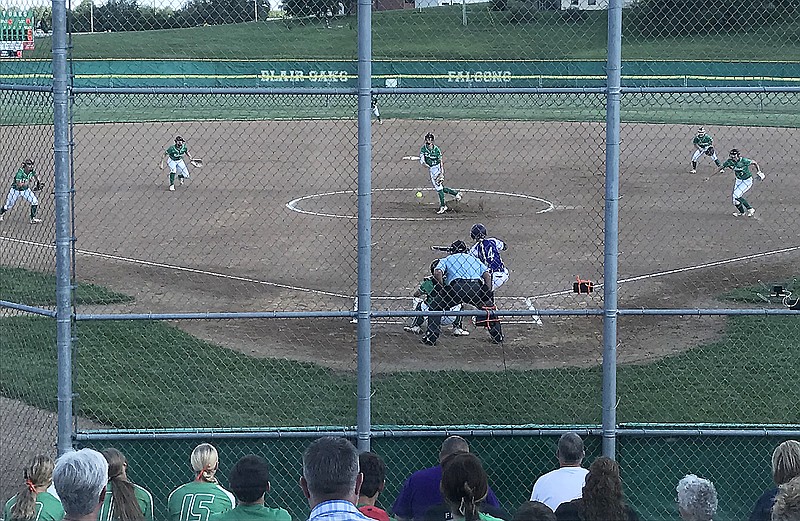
[1,0,800,518]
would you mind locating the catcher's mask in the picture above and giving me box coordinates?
[450,240,468,253]
[430,259,440,275]
[697,127,705,136]
[729,148,740,160]
[470,223,488,241]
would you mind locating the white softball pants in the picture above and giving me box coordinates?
[692,148,718,162]
[428,164,443,191]
[732,178,753,205]
[4,188,38,209]
[491,269,510,291]
[167,158,190,178]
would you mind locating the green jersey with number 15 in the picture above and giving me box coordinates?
[167,481,236,521]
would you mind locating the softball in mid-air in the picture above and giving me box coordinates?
[415,191,423,199]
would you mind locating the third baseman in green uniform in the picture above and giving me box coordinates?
[690,127,722,173]
[705,148,765,217]
[160,136,195,192]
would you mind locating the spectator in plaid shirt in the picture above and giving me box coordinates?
[301,437,372,521]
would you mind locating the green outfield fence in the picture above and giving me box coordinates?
[1,0,800,520]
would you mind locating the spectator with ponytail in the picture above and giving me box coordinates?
[439,452,503,521]
[3,454,65,521]
[167,443,236,521]
[554,457,639,521]
[98,448,154,521]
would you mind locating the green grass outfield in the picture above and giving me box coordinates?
[3,90,799,128]
[1,269,798,428]
[23,7,800,61]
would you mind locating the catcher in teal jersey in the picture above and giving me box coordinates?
[705,148,765,217]
[420,133,462,214]
[160,136,199,192]
[0,158,43,224]
[690,127,722,173]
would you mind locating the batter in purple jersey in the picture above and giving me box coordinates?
[468,223,509,291]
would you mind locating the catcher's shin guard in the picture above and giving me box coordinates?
[475,305,501,329]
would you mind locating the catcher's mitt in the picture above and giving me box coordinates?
[704,146,715,157]
[190,158,203,168]
[32,180,45,192]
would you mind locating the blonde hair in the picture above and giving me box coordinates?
[772,440,800,485]
[10,454,54,521]
[772,475,800,521]
[191,443,219,483]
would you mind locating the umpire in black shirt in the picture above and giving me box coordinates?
[423,241,503,346]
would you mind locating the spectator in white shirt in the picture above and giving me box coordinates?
[529,433,589,512]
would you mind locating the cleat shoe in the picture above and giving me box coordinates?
[746,208,756,217]
[452,327,470,336]
[30,217,42,224]
[421,336,436,346]
[732,211,744,217]
[455,192,462,202]
[436,205,448,214]
[689,169,696,174]
[0,215,3,222]
[179,178,184,185]
[404,325,422,334]
[169,185,175,191]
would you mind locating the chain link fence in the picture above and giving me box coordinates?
[1,0,799,519]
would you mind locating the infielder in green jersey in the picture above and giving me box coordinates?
[167,443,236,521]
[690,127,722,173]
[4,454,65,521]
[420,133,462,214]
[706,148,765,217]
[159,136,195,192]
[0,158,42,224]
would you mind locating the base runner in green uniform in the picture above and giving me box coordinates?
[0,158,43,224]
[168,443,236,521]
[419,133,462,214]
[3,454,65,521]
[159,136,195,192]
[208,455,291,521]
[98,448,154,521]
[705,148,765,217]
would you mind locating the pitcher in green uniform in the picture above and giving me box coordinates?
[1,158,43,224]
[4,454,65,521]
[705,148,765,217]
[420,133,462,214]
[168,444,236,521]
[690,127,722,174]
[159,136,195,192]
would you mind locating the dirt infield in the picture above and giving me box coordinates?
[1,119,798,375]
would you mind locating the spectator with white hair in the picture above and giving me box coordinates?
[676,474,717,521]
[771,475,800,521]
[52,448,109,521]
[750,440,800,521]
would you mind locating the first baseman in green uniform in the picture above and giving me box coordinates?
[160,136,195,192]
[1,158,43,224]
[420,133,462,214]
[706,148,765,217]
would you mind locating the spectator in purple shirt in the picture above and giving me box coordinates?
[392,437,501,521]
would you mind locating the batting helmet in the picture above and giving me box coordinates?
[425,133,434,141]
[729,148,740,159]
[22,158,34,166]
[697,127,706,136]
[430,259,440,275]
[175,136,184,143]
[470,223,488,241]
[450,240,468,253]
